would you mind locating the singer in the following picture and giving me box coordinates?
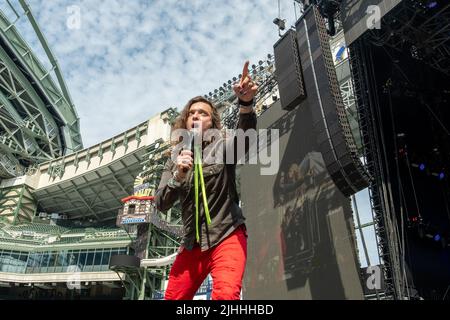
[155,61,258,300]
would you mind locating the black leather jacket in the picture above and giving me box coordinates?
[155,110,257,251]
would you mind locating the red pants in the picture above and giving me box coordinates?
[164,225,247,300]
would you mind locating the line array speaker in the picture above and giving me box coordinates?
[295,6,370,196]
[273,29,306,111]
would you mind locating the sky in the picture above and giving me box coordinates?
[2,0,303,148]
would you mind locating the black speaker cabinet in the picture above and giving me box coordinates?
[274,29,306,111]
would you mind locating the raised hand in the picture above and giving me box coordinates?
[233,61,258,103]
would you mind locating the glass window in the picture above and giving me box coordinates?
[1,250,11,256]
[31,253,44,273]
[93,249,103,265]
[40,252,50,270]
[58,250,69,267]
[84,250,95,272]
[64,251,72,272]
[17,252,28,273]
[0,256,4,271]
[47,252,57,273]
[92,249,103,272]
[3,252,18,273]
[0,251,9,270]
[101,250,111,266]
[0,256,11,272]
[26,253,37,273]
[78,251,87,270]
[53,252,61,273]
[69,251,79,268]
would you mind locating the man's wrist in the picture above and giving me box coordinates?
[239,106,254,114]
[238,98,255,114]
[238,98,254,106]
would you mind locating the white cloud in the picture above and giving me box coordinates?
[7,0,298,147]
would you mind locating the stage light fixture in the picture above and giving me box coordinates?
[419,163,425,171]
[273,17,286,31]
[434,234,441,242]
[439,172,445,180]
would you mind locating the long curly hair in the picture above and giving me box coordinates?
[172,96,222,131]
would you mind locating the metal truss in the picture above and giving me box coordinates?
[367,0,450,75]
[339,76,363,151]
[349,38,406,299]
[0,54,61,159]
[144,223,180,298]
[0,184,36,225]
[0,1,83,178]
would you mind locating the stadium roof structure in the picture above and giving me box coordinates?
[0,0,83,179]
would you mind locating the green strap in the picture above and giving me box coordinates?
[194,145,211,243]
[198,159,211,225]
[194,148,199,242]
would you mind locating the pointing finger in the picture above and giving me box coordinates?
[239,61,249,86]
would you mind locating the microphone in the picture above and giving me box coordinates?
[182,122,200,173]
